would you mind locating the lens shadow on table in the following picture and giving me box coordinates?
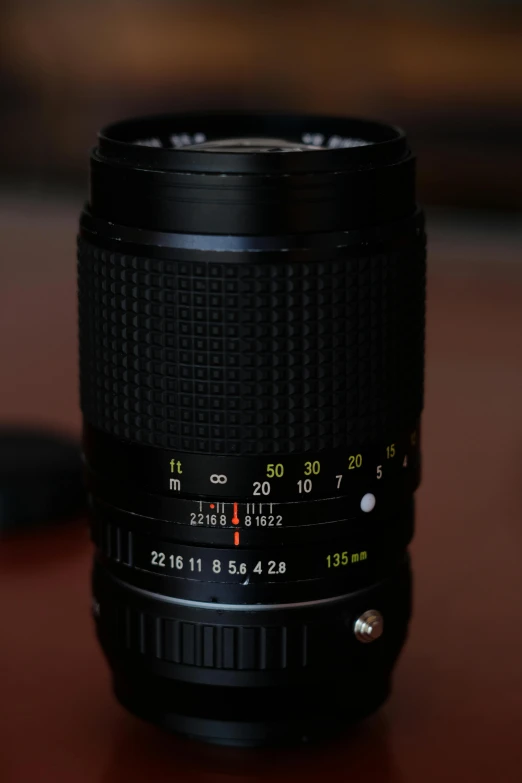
[0,519,89,574]
[100,712,403,783]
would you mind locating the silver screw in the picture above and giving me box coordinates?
[354,610,383,643]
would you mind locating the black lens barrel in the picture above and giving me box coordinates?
[79,113,426,746]
[90,113,415,234]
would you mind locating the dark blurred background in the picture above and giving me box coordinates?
[2,6,522,779]
[1,0,522,433]
[1,0,522,207]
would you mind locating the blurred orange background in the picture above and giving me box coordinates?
[0,0,521,211]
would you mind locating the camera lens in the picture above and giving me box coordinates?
[78,113,426,746]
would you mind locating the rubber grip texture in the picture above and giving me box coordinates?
[78,236,426,455]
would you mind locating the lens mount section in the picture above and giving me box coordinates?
[79,112,426,746]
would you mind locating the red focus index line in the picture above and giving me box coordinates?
[232,502,240,525]
[234,531,240,546]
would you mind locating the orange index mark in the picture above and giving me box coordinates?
[232,502,240,525]
[234,531,240,546]
[209,504,215,509]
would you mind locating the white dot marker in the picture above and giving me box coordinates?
[360,493,376,513]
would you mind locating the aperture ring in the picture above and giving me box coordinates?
[92,520,412,587]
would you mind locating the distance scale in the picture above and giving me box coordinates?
[164,430,419,501]
[84,425,420,504]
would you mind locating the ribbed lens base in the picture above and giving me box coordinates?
[113,671,391,747]
[93,560,411,746]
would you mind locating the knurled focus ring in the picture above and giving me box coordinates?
[78,236,426,455]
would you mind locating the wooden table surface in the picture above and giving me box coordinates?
[1,199,522,781]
